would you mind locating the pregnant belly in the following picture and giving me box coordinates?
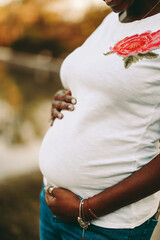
[39,114,88,190]
[39,109,138,194]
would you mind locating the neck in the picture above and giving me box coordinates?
[119,0,160,23]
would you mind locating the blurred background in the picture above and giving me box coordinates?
[0,1,159,239]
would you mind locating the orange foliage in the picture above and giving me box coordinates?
[0,0,111,55]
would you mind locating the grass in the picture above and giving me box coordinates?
[0,171,43,240]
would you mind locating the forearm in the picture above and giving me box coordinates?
[87,154,160,220]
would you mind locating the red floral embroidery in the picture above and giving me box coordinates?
[104,30,160,68]
[147,30,160,49]
[110,30,160,56]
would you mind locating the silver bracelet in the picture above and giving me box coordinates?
[77,199,90,230]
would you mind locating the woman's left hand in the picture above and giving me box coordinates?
[45,187,80,222]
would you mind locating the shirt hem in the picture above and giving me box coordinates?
[91,207,159,229]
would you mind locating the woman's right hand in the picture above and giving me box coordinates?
[50,89,77,126]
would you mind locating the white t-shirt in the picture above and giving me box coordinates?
[39,12,160,228]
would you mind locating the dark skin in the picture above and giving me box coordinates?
[45,0,160,223]
[105,0,160,22]
[50,89,76,126]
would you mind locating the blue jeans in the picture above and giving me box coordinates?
[40,186,158,240]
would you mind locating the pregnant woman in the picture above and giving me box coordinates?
[39,0,160,239]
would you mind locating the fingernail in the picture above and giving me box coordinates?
[68,104,74,111]
[71,98,77,105]
[58,113,63,119]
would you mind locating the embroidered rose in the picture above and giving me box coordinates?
[110,32,153,56]
[147,30,160,49]
[104,30,160,69]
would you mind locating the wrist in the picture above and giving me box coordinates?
[83,197,100,221]
[74,198,81,220]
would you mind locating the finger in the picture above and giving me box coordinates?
[52,101,74,111]
[54,89,68,101]
[55,92,77,105]
[64,89,77,104]
[65,89,71,95]
[54,89,66,98]
[54,89,77,105]
[45,191,56,203]
[45,192,50,204]
[58,95,77,105]
[51,187,58,198]
[55,93,71,102]
[51,108,63,120]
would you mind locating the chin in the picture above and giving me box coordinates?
[110,5,125,13]
[109,0,135,13]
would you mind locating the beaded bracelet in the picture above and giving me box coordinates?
[86,198,99,219]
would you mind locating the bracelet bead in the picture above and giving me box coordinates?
[86,198,99,219]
